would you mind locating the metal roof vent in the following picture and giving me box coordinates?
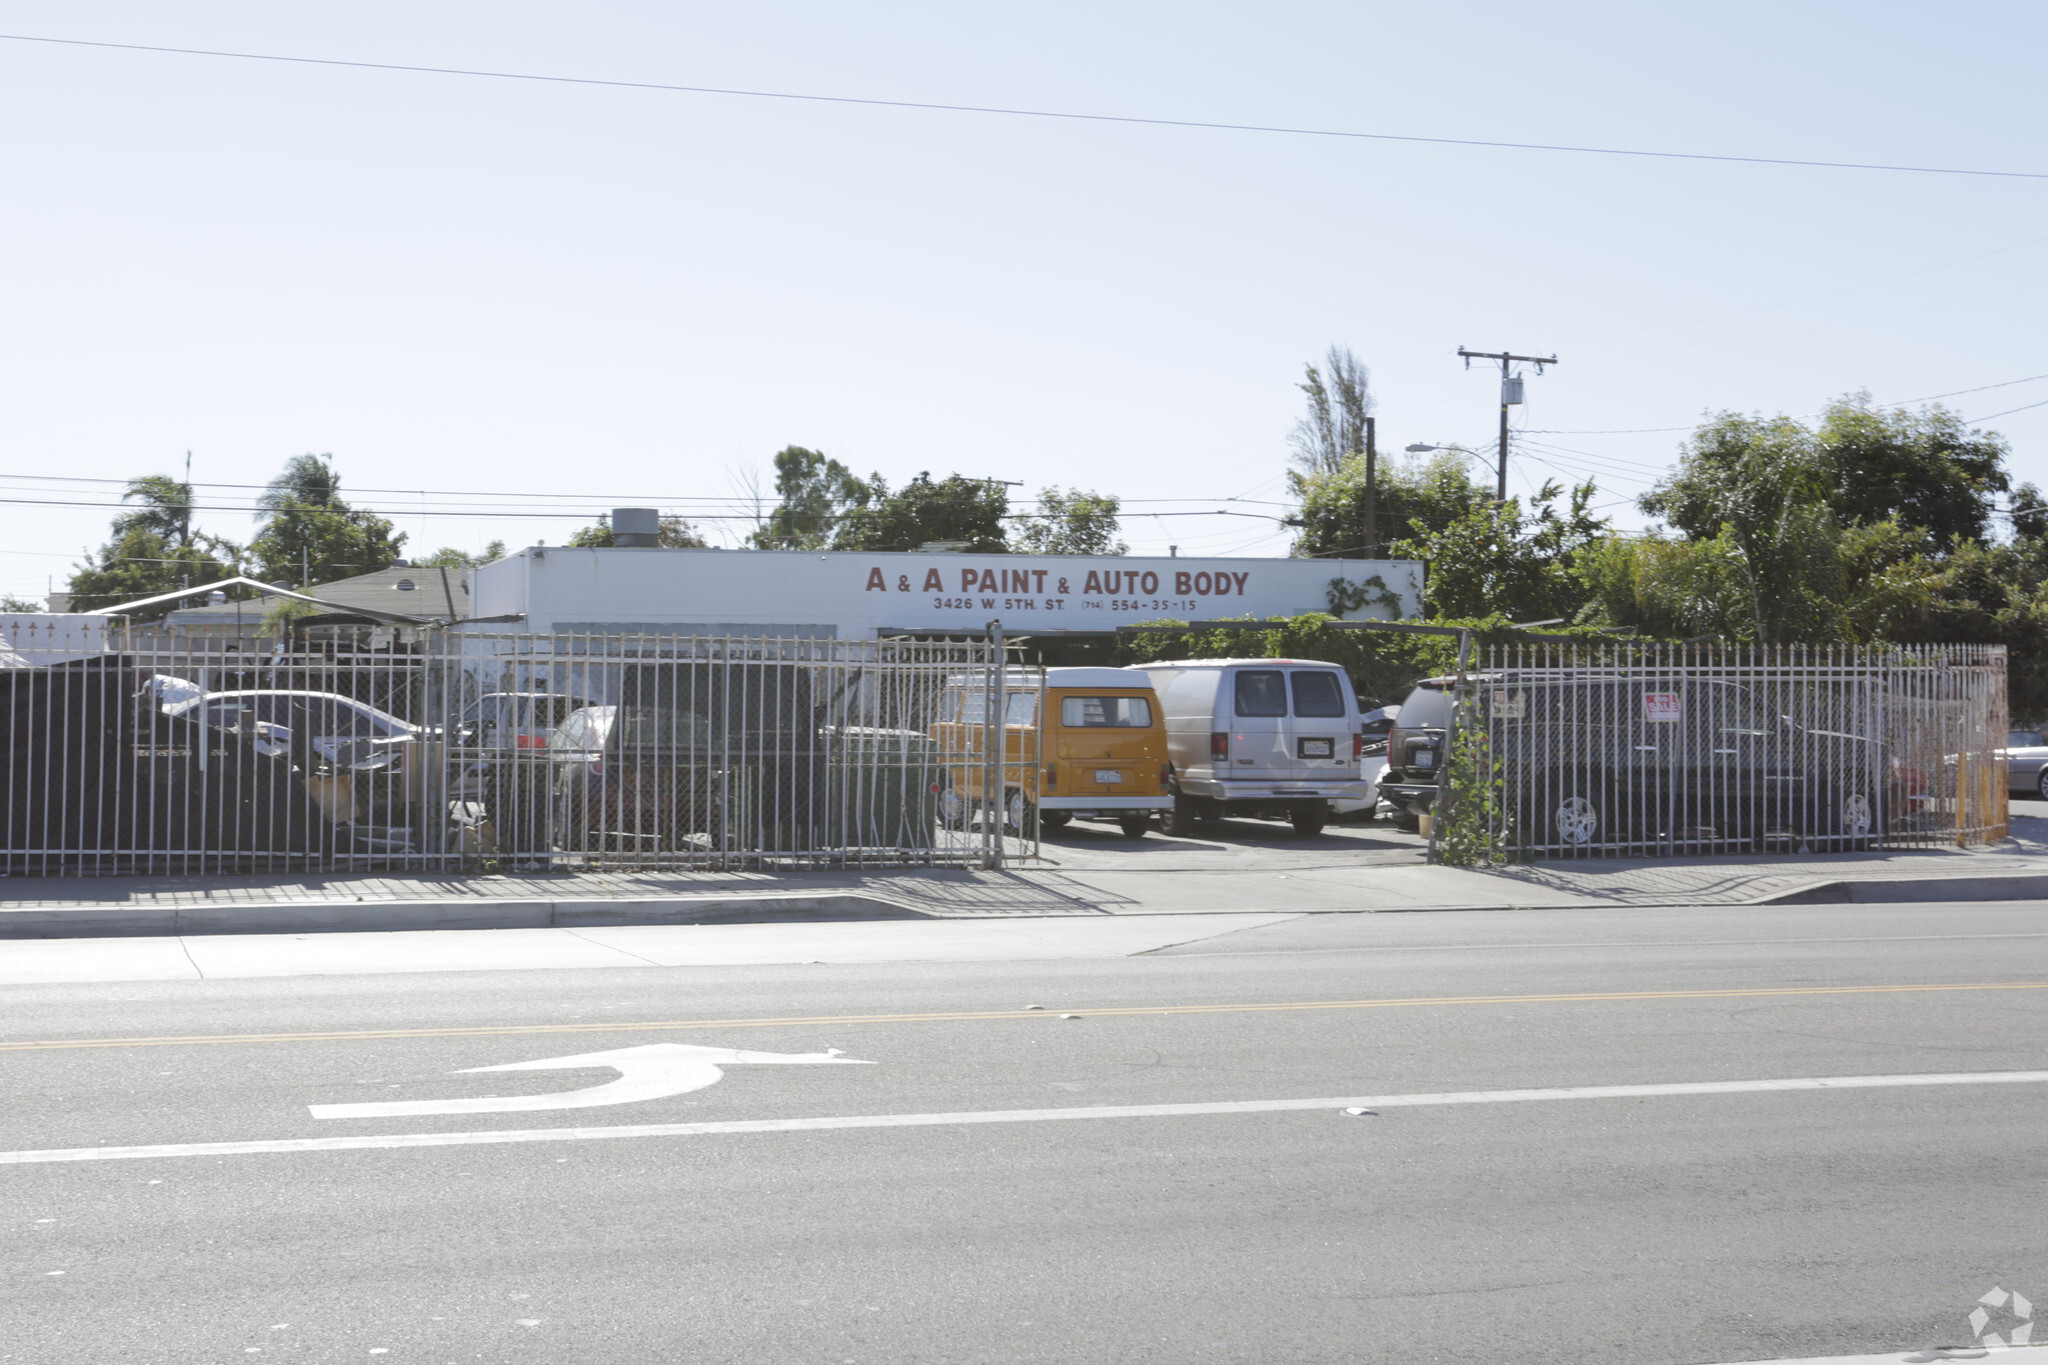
[611,507,659,547]
[394,579,416,591]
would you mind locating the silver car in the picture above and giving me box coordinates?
[2006,729,2048,800]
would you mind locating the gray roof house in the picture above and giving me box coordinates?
[159,564,472,635]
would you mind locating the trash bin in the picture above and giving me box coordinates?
[820,727,940,852]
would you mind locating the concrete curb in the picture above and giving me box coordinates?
[5,871,2046,939]
[1755,873,2048,905]
[0,893,929,939]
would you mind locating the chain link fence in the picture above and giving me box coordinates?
[1424,642,2008,863]
[0,626,1041,875]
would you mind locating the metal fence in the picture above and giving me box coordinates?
[1428,641,2008,862]
[0,627,1043,875]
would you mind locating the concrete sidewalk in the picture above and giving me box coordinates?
[3,812,2045,937]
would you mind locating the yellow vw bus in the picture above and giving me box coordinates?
[932,667,1172,838]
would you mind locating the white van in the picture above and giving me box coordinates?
[1125,658,1368,836]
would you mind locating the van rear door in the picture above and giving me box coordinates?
[1287,669,1351,775]
[1227,669,1291,776]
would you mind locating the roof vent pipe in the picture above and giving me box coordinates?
[611,507,659,547]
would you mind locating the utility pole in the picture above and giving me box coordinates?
[182,450,192,549]
[1457,348,1558,502]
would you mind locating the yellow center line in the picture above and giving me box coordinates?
[2,981,2044,1053]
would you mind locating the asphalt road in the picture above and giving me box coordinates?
[6,901,2048,1364]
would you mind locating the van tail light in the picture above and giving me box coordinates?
[1210,732,1229,760]
[515,732,548,749]
[1044,765,1057,788]
[1159,761,1173,786]
[1353,732,1363,758]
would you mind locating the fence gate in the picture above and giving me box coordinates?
[1429,642,2008,862]
[0,628,1040,875]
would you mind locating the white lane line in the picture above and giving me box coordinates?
[4,1069,2046,1166]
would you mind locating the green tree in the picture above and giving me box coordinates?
[244,456,403,586]
[113,474,199,548]
[830,473,1010,554]
[750,447,873,549]
[65,473,245,616]
[416,541,508,569]
[66,528,244,617]
[1293,448,1487,559]
[566,517,708,548]
[0,594,46,612]
[255,454,344,522]
[1815,394,2009,545]
[1014,487,1126,556]
[1287,345,1374,482]
[1637,413,1849,642]
[1391,479,1607,622]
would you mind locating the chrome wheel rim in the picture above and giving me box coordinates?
[1840,792,1874,838]
[1005,791,1027,833]
[1555,794,1600,845]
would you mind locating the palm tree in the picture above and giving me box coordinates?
[255,454,344,523]
[112,474,195,548]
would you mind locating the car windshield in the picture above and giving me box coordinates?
[1234,671,1287,717]
[1061,696,1153,728]
[1397,683,1451,730]
[1290,671,1346,718]
[2010,730,2045,748]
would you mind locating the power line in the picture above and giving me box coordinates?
[5,32,2047,181]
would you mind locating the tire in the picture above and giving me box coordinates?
[1040,810,1073,829]
[1117,813,1151,839]
[1290,806,1327,838]
[2037,768,2048,802]
[1002,788,1031,836]
[1391,808,1422,833]
[1165,796,1200,837]
[937,786,968,831]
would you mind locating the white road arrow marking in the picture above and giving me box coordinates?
[307,1043,871,1120]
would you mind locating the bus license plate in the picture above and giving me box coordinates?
[1094,770,1123,784]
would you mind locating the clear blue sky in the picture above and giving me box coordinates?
[2,1,2044,596]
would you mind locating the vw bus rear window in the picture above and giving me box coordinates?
[1290,671,1346,718]
[1061,696,1154,728]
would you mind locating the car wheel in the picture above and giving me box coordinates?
[1041,810,1073,829]
[1118,813,1151,839]
[937,786,968,831]
[1530,770,1609,851]
[1165,796,1199,837]
[1002,788,1031,836]
[2037,768,2048,802]
[1289,806,1327,838]
[1819,788,1880,850]
[1391,808,1422,833]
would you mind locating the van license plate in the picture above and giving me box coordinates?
[1094,770,1123,784]
[1299,738,1334,758]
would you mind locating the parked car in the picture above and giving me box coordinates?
[1332,704,1399,821]
[161,688,423,830]
[456,692,593,752]
[164,689,417,766]
[550,705,721,852]
[1380,674,1898,850]
[932,668,1172,838]
[2004,729,2048,800]
[1125,658,1368,837]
